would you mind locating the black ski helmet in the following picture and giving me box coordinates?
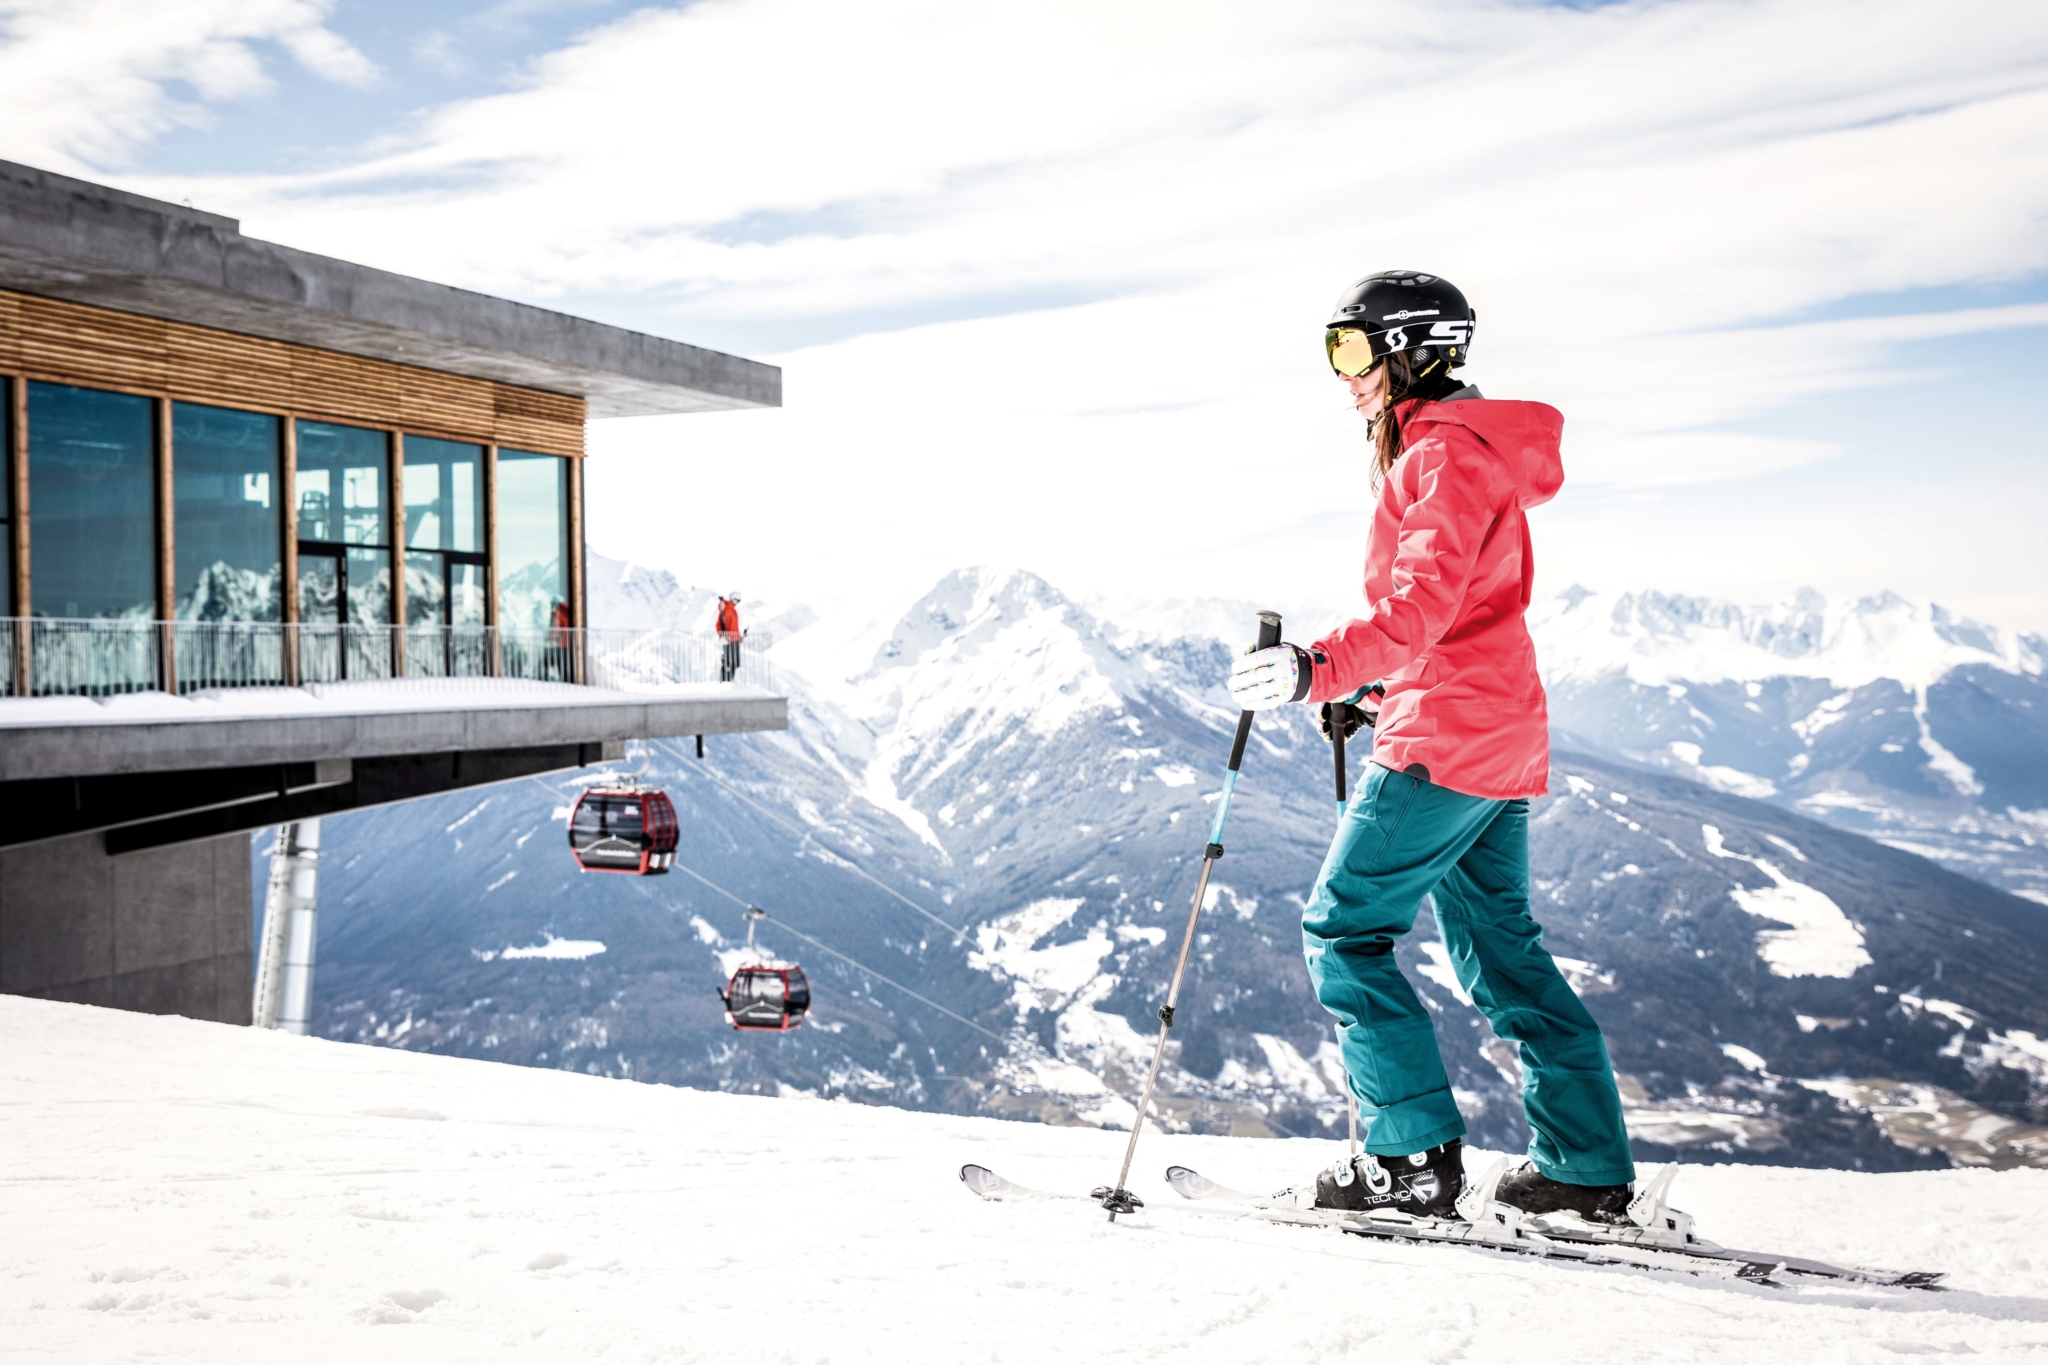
[1325,271,1474,376]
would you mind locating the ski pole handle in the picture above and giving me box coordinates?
[1209,611,1280,851]
[1225,611,1284,775]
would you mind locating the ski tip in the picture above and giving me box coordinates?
[959,1164,1001,1199]
[1895,1270,1947,1289]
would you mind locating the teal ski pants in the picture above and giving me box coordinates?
[1302,763,1636,1187]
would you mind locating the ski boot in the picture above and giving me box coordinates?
[1282,1140,1464,1218]
[1493,1162,1632,1225]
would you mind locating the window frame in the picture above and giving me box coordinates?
[0,360,585,688]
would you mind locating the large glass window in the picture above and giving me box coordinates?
[297,421,388,547]
[27,382,155,620]
[401,435,483,628]
[404,551,485,628]
[295,420,391,627]
[403,436,482,556]
[496,449,569,632]
[173,402,281,622]
[401,435,485,676]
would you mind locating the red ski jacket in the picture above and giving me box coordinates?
[1307,395,1565,800]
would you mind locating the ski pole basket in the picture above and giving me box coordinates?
[567,785,680,875]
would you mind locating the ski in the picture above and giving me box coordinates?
[1522,1163,1943,1288]
[1164,1163,1943,1290]
[960,1165,1779,1284]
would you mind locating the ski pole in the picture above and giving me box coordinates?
[1331,702,1348,819]
[1332,685,1379,1158]
[1097,609,1282,1219]
[1329,705,1357,1157]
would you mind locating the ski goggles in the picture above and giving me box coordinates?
[1325,326,1381,378]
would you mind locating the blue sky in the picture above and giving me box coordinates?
[138,1,637,177]
[4,0,2046,632]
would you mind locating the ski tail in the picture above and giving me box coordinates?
[1165,1164,1316,1208]
[961,1164,1027,1201]
[1164,1165,1257,1203]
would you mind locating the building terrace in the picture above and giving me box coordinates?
[0,161,785,1027]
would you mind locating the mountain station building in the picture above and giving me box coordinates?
[0,161,784,1026]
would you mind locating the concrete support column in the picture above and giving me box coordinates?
[252,819,320,1033]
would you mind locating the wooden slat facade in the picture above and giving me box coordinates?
[0,288,585,456]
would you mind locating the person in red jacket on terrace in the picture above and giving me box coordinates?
[1227,271,1636,1226]
[715,593,744,683]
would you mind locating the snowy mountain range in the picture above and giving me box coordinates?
[1534,588,2048,904]
[292,561,2048,1173]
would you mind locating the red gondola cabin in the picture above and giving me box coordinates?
[720,964,811,1031]
[568,785,679,875]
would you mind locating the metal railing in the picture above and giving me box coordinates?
[0,618,774,698]
[5,617,163,697]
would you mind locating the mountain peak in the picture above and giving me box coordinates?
[862,567,1090,678]
[1533,586,2042,689]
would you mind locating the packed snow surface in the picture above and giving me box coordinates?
[9,997,2048,1364]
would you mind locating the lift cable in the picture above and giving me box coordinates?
[652,739,969,946]
[524,764,1307,1142]
[664,859,1305,1141]
[521,769,1001,1044]
[667,860,1009,1047]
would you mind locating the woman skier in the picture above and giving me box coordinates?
[1227,270,1636,1223]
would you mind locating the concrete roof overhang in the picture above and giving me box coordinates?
[0,160,780,418]
[0,685,786,783]
[0,685,786,853]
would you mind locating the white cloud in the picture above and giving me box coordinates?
[9,0,2048,615]
[0,0,377,169]
[277,20,377,89]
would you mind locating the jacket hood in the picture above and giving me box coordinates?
[1403,397,1564,511]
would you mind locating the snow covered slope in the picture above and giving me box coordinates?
[8,995,2046,1364]
[1533,587,2048,902]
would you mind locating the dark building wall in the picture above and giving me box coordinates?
[0,831,251,1024]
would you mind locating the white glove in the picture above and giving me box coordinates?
[1228,644,1314,711]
